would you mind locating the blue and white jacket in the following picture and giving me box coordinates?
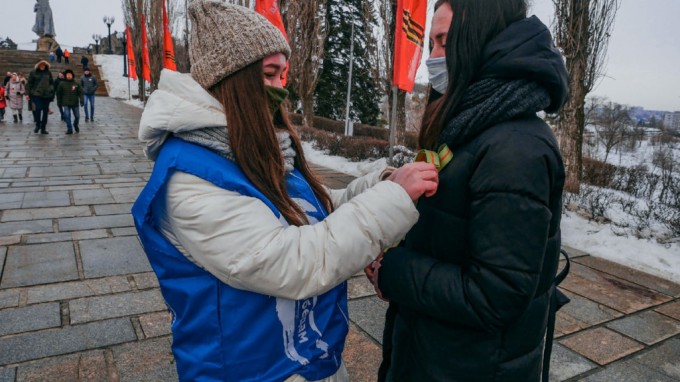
[133,70,419,381]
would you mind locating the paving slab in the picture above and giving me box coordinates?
[548,343,598,381]
[348,275,376,299]
[655,300,680,321]
[0,368,15,382]
[1,242,78,288]
[14,350,110,382]
[139,311,173,339]
[72,189,116,205]
[0,219,54,237]
[0,193,24,210]
[21,191,71,208]
[133,272,160,289]
[69,289,167,324]
[630,337,680,379]
[111,337,178,382]
[0,235,21,246]
[0,289,19,309]
[555,290,622,337]
[79,237,151,278]
[560,263,671,314]
[574,256,680,297]
[606,310,680,345]
[0,302,61,336]
[579,358,677,382]
[26,276,131,304]
[344,324,383,382]
[1,206,92,223]
[58,214,133,231]
[560,327,645,366]
[348,296,389,344]
[94,203,134,216]
[0,318,137,365]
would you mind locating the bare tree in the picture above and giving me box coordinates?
[551,0,621,193]
[595,100,630,163]
[282,1,328,127]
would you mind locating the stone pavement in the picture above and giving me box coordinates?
[0,97,678,381]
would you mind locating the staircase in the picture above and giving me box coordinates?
[0,50,108,97]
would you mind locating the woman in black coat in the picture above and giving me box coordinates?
[369,0,569,381]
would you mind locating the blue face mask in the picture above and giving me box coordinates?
[426,57,448,94]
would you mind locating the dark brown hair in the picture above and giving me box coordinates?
[420,0,528,149]
[209,61,333,226]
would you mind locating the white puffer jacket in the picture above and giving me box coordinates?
[140,70,418,382]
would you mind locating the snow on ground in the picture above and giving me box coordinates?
[96,55,679,283]
[94,54,144,109]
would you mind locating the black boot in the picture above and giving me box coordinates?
[18,113,22,122]
[34,123,40,133]
[13,115,18,123]
[40,122,48,135]
[74,124,79,133]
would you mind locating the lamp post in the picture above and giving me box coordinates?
[91,34,102,54]
[103,16,115,54]
[117,31,128,78]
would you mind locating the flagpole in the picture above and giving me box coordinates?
[389,85,398,166]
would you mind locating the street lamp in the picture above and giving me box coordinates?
[117,31,128,78]
[103,16,115,54]
[91,34,102,54]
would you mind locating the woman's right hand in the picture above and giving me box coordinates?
[387,162,439,201]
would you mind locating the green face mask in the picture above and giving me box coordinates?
[265,85,289,116]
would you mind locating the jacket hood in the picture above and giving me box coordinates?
[478,16,569,113]
[139,69,227,160]
[34,60,51,70]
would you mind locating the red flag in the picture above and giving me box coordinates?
[255,0,288,85]
[393,0,427,92]
[162,0,177,71]
[141,14,152,82]
[126,25,138,80]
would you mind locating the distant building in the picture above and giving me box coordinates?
[663,112,680,132]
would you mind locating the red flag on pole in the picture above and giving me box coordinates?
[141,14,152,83]
[126,25,138,80]
[255,0,288,85]
[162,0,177,71]
[393,0,427,92]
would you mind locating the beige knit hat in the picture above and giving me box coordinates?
[188,0,291,90]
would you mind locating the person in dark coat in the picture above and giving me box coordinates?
[55,47,63,63]
[366,0,569,381]
[53,71,65,121]
[56,69,83,134]
[26,60,54,134]
[81,55,89,71]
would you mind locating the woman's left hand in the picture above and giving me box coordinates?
[364,252,389,302]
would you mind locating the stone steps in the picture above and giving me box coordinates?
[1,50,108,97]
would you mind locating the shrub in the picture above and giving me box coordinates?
[296,125,389,161]
[582,157,617,188]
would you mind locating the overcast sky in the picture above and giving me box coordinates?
[1,0,678,111]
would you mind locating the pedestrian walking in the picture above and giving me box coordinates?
[80,55,89,71]
[132,1,438,380]
[63,49,70,64]
[48,51,56,62]
[367,1,569,381]
[56,69,83,134]
[5,73,26,123]
[26,60,54,134]
[80,69,98,121]
[53,71,65,121]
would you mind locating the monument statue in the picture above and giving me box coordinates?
[33,0,56,37]
[32,0,58,52]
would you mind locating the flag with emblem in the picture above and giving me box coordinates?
[141,14,152,82]
[126,25,138,80]
[393,0,427,92]
[162,0,177,71]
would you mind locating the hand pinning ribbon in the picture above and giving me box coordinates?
[415,144,453,171]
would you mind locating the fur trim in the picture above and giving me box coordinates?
[34,60,51,70]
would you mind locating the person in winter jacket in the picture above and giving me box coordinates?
[5,73,25,123]
[26,60,54,134]
[53,71,65,121]
[80,69,98,121]
[55,46,64,63]
[56,69,83,134]
[367,1,569,381]
[131,1,438,381]
[81,55,89,71]
[0,86,6,123]
[63,49,70,64]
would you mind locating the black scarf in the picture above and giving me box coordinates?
[438,78,551,148]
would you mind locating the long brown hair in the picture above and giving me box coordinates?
[419,0,528,149]
[209,61,333,226]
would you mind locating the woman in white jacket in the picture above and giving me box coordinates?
[132,1,437,381]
